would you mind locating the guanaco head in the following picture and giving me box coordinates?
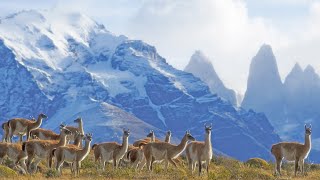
[84,133,93,142]
[205,124,212,134]
[60,124,72,136]
[305,124,312,135]
[74,117,82,123]
[147,130,154,138]
[185,130,196,141]
[39,113,48,119]
[123,128,130,138]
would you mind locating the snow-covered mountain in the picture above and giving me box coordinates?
[0,10,280,161]
[184,51,237,106]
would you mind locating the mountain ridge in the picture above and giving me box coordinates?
[0,10,280,161]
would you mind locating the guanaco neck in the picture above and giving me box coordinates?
[174,135,188,155]
[57,134,68,147]
[205,131,212,151]
[32,115,43,129]
[78,120,84,135]
[79,139,91,158]
[74,136,82,147]
[165,134,171,143]
[304,134,311,149]
[120,136,129,154]
[151,133,155,142]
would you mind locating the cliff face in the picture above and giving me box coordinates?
[185,50,237,106]
[242,44,285,129]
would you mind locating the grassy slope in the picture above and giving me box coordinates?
[2,153,320,180]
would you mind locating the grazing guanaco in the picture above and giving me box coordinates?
[143,131,195,171]
[186,125,213,175]
[22,124,72,173]
[0,142,28,173]
[125,130,155,170]
[271,125,312,176]
[30,128,60,140]
[8,113,47,142]
[133,130,161,147]
[65,118,84,143]
[92,129,130,170]
[53,133,92,176]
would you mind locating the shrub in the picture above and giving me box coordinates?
[245,158,271,170]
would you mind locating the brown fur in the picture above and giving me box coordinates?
[23,127,71,173]
[271,125,312,176]
[30,128,60,140]
[65,118,84,143]
[53,134,92,176]
[164,131,171,143]
[142,131,195,172]
[1,122,9,142]
[133,138,161,147]
[0,142,28,173]
[94,129,130,171]
[186,125,212,176]
[125,131,156,170]
[8,113,47,142]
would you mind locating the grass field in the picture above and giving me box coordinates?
[1,153,320,180]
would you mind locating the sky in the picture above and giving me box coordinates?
[0,0,319,94]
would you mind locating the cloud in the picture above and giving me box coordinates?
[121,0,286,93]
[0,0,319,94]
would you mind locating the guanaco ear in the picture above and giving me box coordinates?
[305,124,307,130]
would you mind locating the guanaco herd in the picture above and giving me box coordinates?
[0,113,313,177]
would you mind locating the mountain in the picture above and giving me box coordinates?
[0,10,280,161]
[184,51,237,106]
[242,44,286,129]
[242,45,320,161]
[283,64,320,140]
